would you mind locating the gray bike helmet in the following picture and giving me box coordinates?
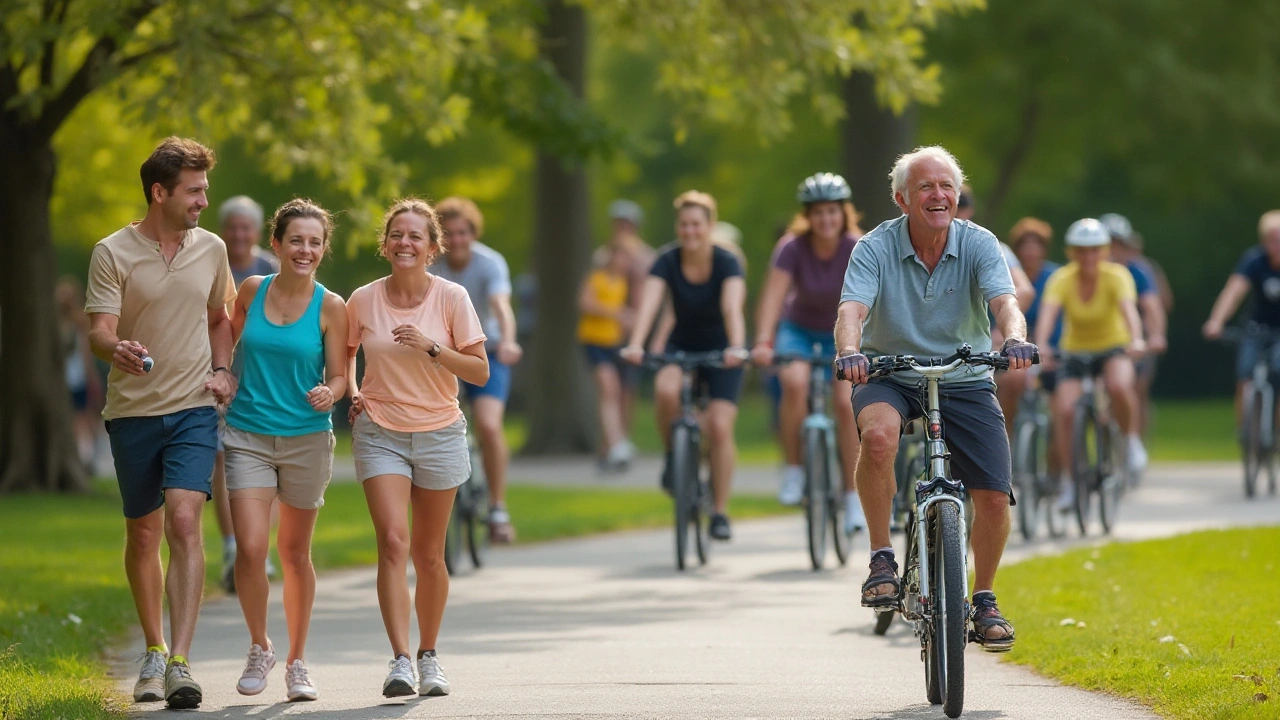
[797,173,852,204]
[1099,213,1134,243]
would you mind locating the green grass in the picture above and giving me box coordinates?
[0,480,792,719]
[999,527,1280,719]
[1148,399,1237,462]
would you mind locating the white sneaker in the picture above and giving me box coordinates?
[778,465,804,506]
[236,643,276,696]
[1055,478,1075,513]
[1126,435,1148,474]
[133,647,167,702]
[605,441,632,469]
[417,652,451,696]
[844,492,867,534]
[285,659,317,702]
[383,655,417,698]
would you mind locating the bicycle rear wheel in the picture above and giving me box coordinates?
[924,501,966,717]
[831,466,853,566]
[1071,404,1095,536]
[805,427,829,570]
[1012,419,1040,541]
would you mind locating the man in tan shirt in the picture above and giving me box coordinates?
[85,137,236,710]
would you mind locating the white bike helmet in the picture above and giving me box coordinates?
[1064,218,1111,247]
[1099,213,1133,241]
[797,173,852,204]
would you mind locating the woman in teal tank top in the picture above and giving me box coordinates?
[223,199,349,702]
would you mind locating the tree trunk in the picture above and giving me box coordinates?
[0,121,89,493]
[840,71,918,229]
[522,0,596,454]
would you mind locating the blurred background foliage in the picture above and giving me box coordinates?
[40,0,1280,399]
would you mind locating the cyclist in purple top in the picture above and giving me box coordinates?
[751,173,865,534]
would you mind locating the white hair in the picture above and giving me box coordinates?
[889,146,966,204]
[1260,210,1280,238]
[218,195,264,228]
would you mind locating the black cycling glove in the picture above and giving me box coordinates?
[834,352,869,382]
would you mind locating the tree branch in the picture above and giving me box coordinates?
[984,92,1040,226]
[33,0,165,143]
[40,0,57,89]
[117,40,182,70]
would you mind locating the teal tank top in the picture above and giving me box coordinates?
[226,276,331,435]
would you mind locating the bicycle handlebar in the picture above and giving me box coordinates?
[1218,325,1280,343]
[772,352,835,367]
[867,344,1040,379]
[642,350,733,370]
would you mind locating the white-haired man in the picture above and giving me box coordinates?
[834,146,1036,651]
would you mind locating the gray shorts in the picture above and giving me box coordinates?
[351,413,470,490]
[853,379,1013,502]
[222,426,335,509]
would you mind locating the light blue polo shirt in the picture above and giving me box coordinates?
[840,215,1015,385]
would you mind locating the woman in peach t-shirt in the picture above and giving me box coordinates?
[345,198,488,699]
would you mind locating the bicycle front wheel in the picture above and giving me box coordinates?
[444,496,463,576]
[467,481,490,569]
[927,501,967,718]
[1071,404,1095,536]
[672,425,696,571]
[1098,423,1123,535]
[804,428,829,570]
[1243,391,1262,499]
[1012,419,1039,541]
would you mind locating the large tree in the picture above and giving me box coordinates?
[1,0,978,489]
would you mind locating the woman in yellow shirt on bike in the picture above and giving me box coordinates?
[578,244,634,470]
[1033,218,1147,511]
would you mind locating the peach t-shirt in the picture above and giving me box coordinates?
[347,276,486,432]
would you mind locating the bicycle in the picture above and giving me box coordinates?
[645,351,726,571]
[854,344,1034,719]
[876,420,925,637]
[444,430,489,576]
[774,345,854,571]
[1011,367,1064,541]
[1059,352,1126,536]
[1220,325,1280,498]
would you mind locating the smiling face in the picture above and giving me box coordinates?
[676,205,712,252]
[1069,244,1107,273]
[156,169,209,231]
[1014,235,1047,271]
[442,216,475,267]
[806,201,845,242]
[222,213,261,263]
[383,211,436,271]
[273,216,327,278]
[895,156,958,235]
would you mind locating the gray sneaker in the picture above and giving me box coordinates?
[164,659,202,709]
[382,655,417,698]
[132,648,167,702]
[236,643,276,696]
[285,659,317,702]
[417,652,451,696]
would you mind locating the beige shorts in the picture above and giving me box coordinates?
[351,413,470,490]
[222,425,335,509]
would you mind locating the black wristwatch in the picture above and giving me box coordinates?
[213,366,231,375]
[428,342,442,358]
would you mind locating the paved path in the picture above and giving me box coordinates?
[115,461,1277,719]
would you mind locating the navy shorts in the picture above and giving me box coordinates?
[853,379,1013,501]
[461,351,512,403]
[1236,337,1280,381]
[583,344,623,369]
[106,406,219,519]
[662,345,744,404]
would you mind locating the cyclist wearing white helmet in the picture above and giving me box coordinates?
[752,173,866,533]
[1034,218,1147,512]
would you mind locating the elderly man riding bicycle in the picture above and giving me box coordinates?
[833,146,1036,651]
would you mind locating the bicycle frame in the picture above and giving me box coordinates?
[1250,356,1274,447]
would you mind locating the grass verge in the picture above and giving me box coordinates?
[0,480,792,720]
[999,526,1280,719]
